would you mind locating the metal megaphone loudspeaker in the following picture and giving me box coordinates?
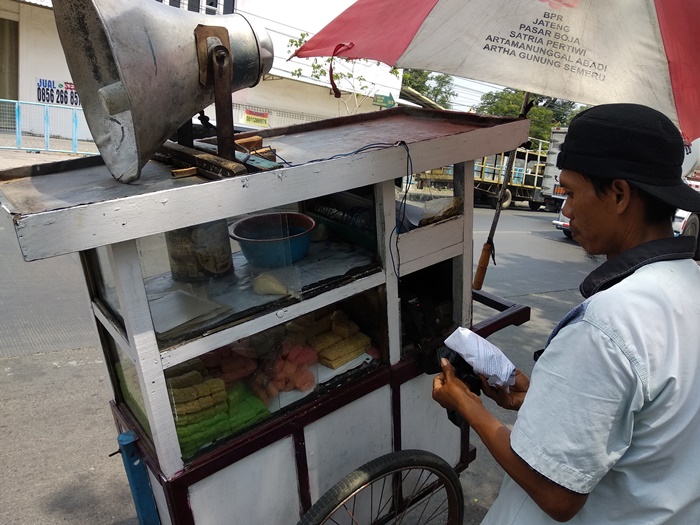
[52,0,274,183]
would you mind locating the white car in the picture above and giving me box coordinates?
[673,209,700,259]
[552,202,572,239]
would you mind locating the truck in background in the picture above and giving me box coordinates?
[540,127,568,212]
[472,137,549,210]
[415,138,550,210]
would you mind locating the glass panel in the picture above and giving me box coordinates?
[164,290,385,462]
[399,261,455,361]
[93,245,123,323]
[400,165,464,232]
[305,186,377,253]
[106,334,151,437]
[137,201,380,348]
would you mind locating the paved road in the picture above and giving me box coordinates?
[0,150,600,524]
[0,150,138,525]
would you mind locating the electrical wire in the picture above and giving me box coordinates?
[270,142,398,168]
[389,141,413,280]
[270,139,413,278]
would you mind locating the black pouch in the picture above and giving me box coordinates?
[440,345,481,428]
[420,344,481,428]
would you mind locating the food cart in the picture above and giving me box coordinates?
[1,1,533,522]
[0,108,530,524]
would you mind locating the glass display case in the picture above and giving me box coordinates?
[0,108,531,524]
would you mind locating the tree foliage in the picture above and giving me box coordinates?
[473,88,589,142]
[402,69,456,109]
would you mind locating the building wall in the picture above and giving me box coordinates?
[14,3,73,105]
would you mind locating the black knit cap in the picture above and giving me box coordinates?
[556,103,700,212]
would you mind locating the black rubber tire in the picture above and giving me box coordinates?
[489,188,512,210]
[298,449,464,525]
[563,229,573,239]
[528,201,543,211]
[501,188,512,209]
[681,214,700,260]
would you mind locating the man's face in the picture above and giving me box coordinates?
[560,170,621,257]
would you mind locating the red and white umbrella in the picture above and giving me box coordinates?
[293,0,700,141]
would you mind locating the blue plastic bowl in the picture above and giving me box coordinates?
[229,212,316,268]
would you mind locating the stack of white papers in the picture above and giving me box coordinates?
[444,327,516,390]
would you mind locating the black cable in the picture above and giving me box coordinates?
[389,141,413,279]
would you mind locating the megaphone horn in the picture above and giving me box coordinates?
[52,0,273,183]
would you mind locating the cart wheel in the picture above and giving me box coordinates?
[297,449,464,525]
[490,189,512,209]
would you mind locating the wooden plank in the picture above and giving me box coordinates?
[396,215,464,265]
[91,300,135,365]
[189,438,300,524]
[108,241,184,478]
[16,124,526,261]
[454,161,474,328]
[1,113,528,261]
[375,180,402,365]
[397,244,464,276]
[304,387,392,502]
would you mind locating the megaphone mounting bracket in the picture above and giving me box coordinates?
[195,24,236,161]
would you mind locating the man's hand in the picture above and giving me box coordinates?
[480,369,530,411]
[432,358,483,415]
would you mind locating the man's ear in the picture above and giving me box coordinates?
[610,179,633,212]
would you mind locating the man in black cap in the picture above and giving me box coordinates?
[433,104,700,523]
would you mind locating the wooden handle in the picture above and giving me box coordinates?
[473,242,493,290]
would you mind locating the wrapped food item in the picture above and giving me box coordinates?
[319,332,371,369]
[309,331,343,353]
[253,272,289,296]
[170,386,198,403]
[286,344,318,367]
[444,327,516,390]
[167,370,203,389]
[332,319,359,338]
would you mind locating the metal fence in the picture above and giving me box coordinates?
[0,99,98,155]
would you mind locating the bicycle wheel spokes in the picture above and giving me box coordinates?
[322,468,454,524]
[298,450,464,525]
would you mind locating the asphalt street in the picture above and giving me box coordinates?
[0,148,598,524]
[0,150,138,525]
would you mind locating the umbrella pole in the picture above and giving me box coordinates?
[473,92,532,290]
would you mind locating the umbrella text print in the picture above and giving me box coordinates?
[294,0,700,141]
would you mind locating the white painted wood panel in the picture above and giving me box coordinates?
[109,241,184,478]
[2,115,529,261]
[400,374,461,467]
[188,437,300,525]
[304,386,393,502]
[148,468,173,525]
[396,215,464,267]
[375,180,402,365]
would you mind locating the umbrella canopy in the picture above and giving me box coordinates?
[293,0,700,141]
